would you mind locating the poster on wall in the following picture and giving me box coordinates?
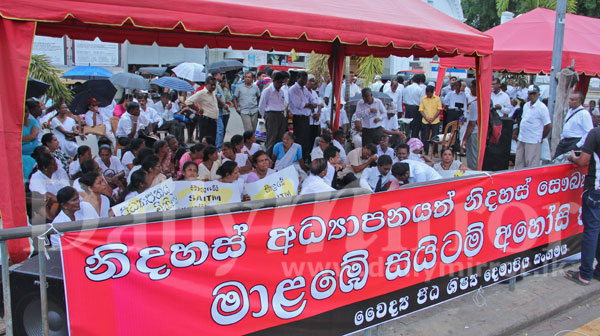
[32,36,65,65]
[74,38,119,66]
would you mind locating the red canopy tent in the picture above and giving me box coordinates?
[440,8,600,93]
[0,0,493,261]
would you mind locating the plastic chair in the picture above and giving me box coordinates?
[430,120,459,159]
[109,117,123,153]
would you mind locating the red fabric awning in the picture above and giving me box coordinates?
[440,8,600,76]
[0,0,492,57]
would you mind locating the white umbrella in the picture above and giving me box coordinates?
[172,62,205,82]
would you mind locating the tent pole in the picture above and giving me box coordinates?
[547,0,567,120]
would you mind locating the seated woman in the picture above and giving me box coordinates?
[246,150,275,183]
[50,102,84,157]
[198,146,221,181]
[69,145,92,179]
[41,133,71,174]
[23,103,41,180]
[242,131,261,156]
[142,155,167,187]
[95,145,126,190]
[119,170,148,202]
[433,147,469,173]
[221,142,252,176]
[51,186,99,246]
[127,147,156,184]
[29,153,70,220]
[179,161,199,181]
[121,138,145,177]
[113,93,133,118]
[272,131,307,174]
[216,161,246,200]
[406,137,434,167]
[79,171,112,218]
[154,140,174,178]
[178,143,204,177]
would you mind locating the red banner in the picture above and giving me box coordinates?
[60,165,585,335]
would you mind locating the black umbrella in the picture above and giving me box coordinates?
[207,60,244,74]
[346,92,394,115]
[69,79,117,115]
[26,78,50,99]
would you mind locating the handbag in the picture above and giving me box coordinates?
[173,113,191,124]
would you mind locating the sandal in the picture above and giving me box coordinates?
[565,270,590,286]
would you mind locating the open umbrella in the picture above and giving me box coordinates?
[109,72,151,90]
[26,78,50,99]
[61,66,113,80]
[138,67,167,76]
[69,79,117,114]
[151,76,194,92]
[206,60,244,74]
[172,62,205,82]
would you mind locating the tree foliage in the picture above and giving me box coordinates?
[496,0,578,17]
[577,0,600,18]
[463,0,499,31]
[355,55,384,88]
[29,54,72,104]
[306,52,330,83]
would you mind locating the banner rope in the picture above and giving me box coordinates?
[37,224,63,260]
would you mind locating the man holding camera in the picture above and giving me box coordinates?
[443,79,468,129]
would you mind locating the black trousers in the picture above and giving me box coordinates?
[444,108,461,129]
[421,122,440,155]
[198,116,217,141]
[265,111,287,156]
[405,104,421,139]
[293,115,311,160]
[309,125,321,153]
[362,126,384,147]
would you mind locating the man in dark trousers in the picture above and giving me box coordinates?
[566,128,600,285]
[258,71,290,156]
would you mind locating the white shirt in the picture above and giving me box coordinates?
[29,170,70,196]
[288,83,312,116]
[258,84,286,117]
[377,145,395,158]
[308,90,322,126]
[332,139,347,162]
[300,174,335,195]
[444,91,469,112]
[51,202,99,246]
[325,81,361,106]
[562,105,593,147]
[359,166,392,192]
[356,98,386,129]
[153,101,178,121]
[116,112,146,138]
[384,86,404,112]
[491,90,512,117]
[242,143,262,156]
[311,146,325,161]
[141,105,163,128]
[467,96,478,134]
[395,159,442,184]
[320,107,349,128]
[121,151,136,176]
[403,83,425,106]
[96,156,124,176]
[382,114,399,132]
[518,99,551,144]
[324,161,336,186]
[84,110,107,127]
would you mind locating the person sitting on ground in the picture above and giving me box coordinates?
[127,147,155,184]
[142,155,167,187]
[221,142,252,176]
[406,137,434,166]
[401,158,442,184]
[119,170,148,202]
[339,143,378,185]
[198,145,221,181]
[216,160,246,200]
[242,130,261,156]
[179,161,199,181]
[178,143,204,176]
[113,93,133,118]
[323,145,343,188]
[79,171,112,218]
[29,152,70,217]
[377,135,395,159]
[272,131,308,174]
[388,162,410,190]
[434,147,469,172]
[154,140,174,178]
[300,158,336,195]
[96,144,126,190]
[50,102,84,157]
[360,155,393,192]
[202,136,216,147]
[332,129,347,163]
[51,186,99,246]
[41,133,71,173]
[116,101,147,147]
[69,145,92,179]
[311,132,332,161]
[121,138,145,177]
[246,150,275,183]
[230,135,253,174]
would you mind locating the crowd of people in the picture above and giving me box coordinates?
[23,65,598,230]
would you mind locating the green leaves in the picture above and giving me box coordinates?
[356,55,383,88]
[29,54,72,104]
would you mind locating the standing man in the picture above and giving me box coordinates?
[419,86,442,157]
[384,79,404,117]
[440,76,457,101]
[566,128,600,286]
[515,85,551,168]
[185,76,219,141]
[461,79,479,170]
[403,74,426,139]
[259,71,289,155]
[491,78,512,117]
[307,76,324,151]
[288,71,317,160]
[554,92,593,158]
[355,88,387,147]
[212,71,230,148]
[443,80,468,128]
[234,71,261,133]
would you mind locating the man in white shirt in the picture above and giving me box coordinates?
[491,78,512,118]
[300,159,336,195]
[310,133,331,161]
[355,88,387,146]
[323,76,361,110]
[554,92,594,158]
[116,102,146,146]
[392,159,442,184]
[137,94,163,134]
[461,79,479,170]
[288,71,317,160]
[440,76,457,101]
[153,92,185,143]
[384,79,403,115]
[403,74,426,139]
[443,80,468,127]
[323,145,343,188]
[515,85,552,168]
[307,76,324,156]
[332,129,347,163]
[259,71,290,155]
[360,155,393,192]
[377,135,395,158]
